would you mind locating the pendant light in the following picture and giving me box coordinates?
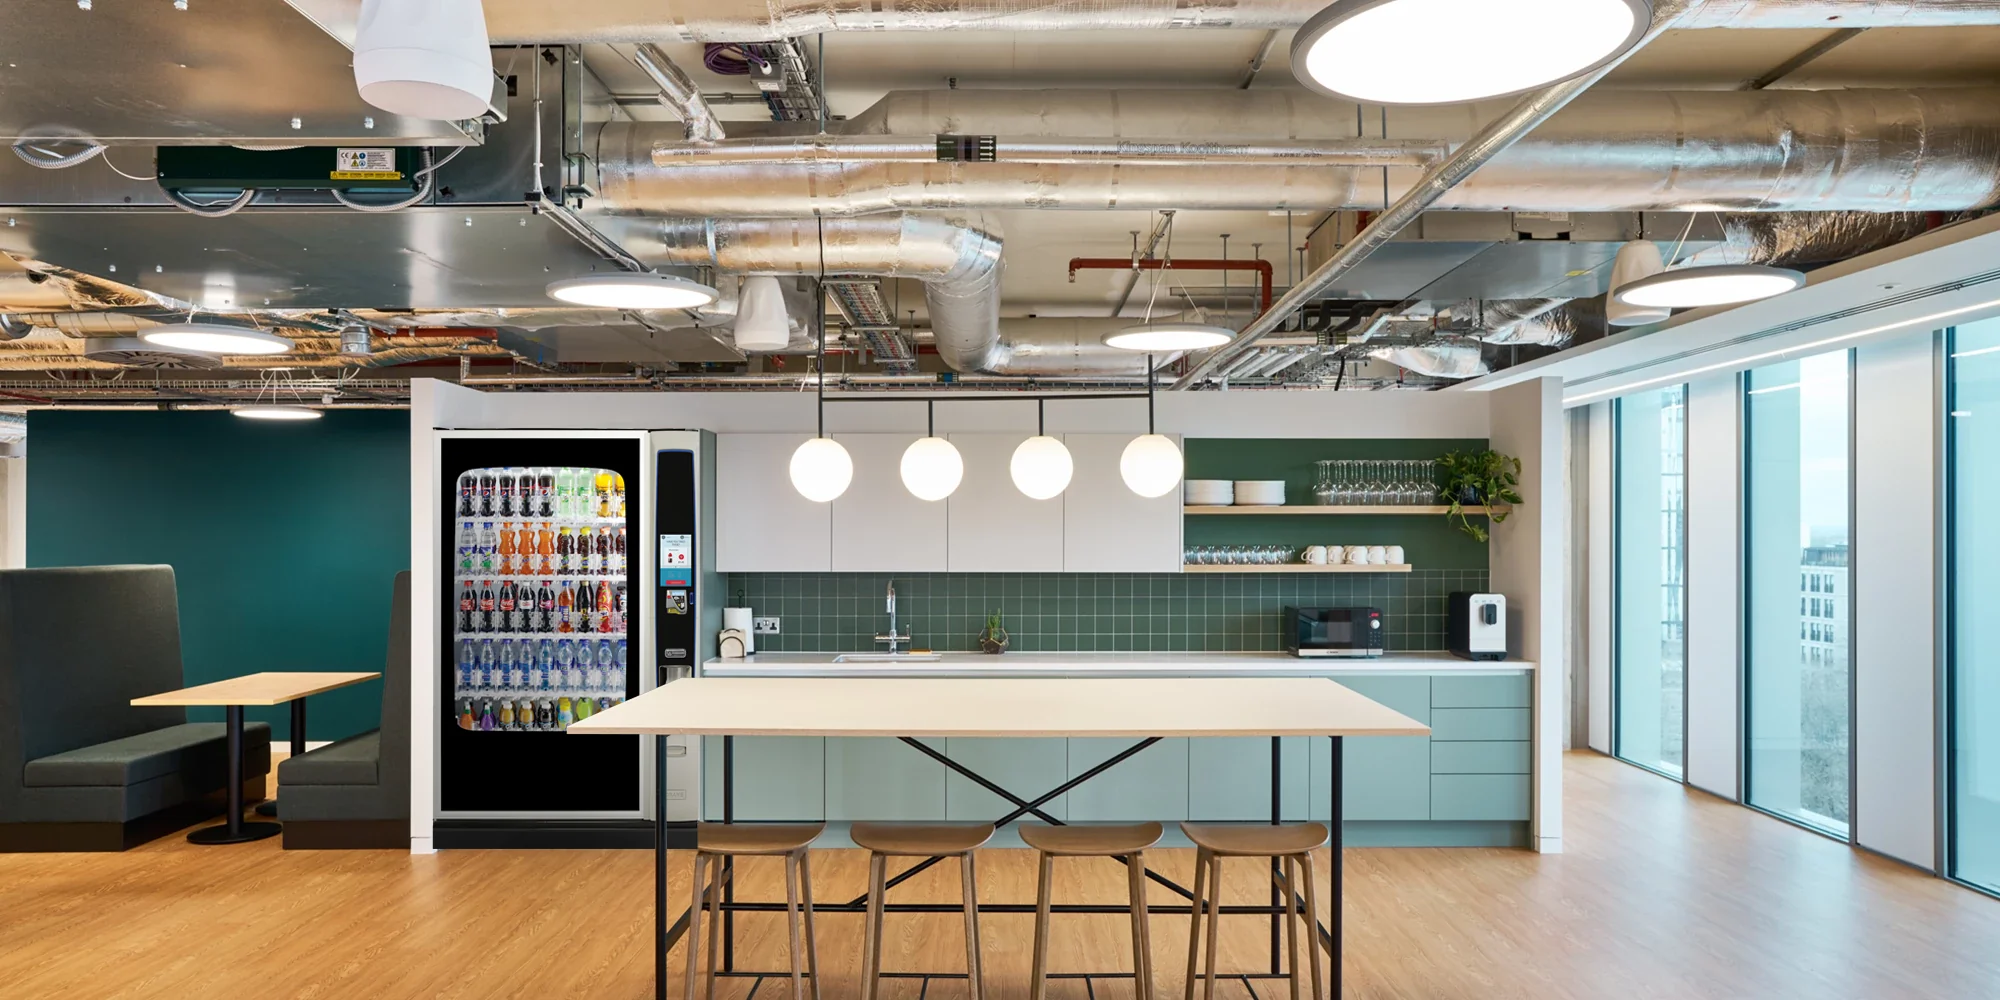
[1103,323,1235,352]
[1010,400,1074,500]
[1612,264,1807,310]
[1605,240,1671,327]
[1120,355,1185,498]
[733,275,792,352]
[140,322,293,356]
[1291,0,1653,105]
[353,0,495,120]
[233,406,322,421]
[900,401,964,502]
[546,272,719,310]
[788,228,852,503]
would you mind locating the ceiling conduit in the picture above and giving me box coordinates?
[597,88,2000,216]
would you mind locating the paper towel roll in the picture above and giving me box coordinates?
[723,607,755,654]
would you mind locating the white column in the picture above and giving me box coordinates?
[0,455,23,569]
[1853,331,1939,868]
[1685,374,1743,800]
[1491,378,1565,853]
[408,380,441,855]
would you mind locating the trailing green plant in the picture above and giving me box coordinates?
[1437,449,1524,543]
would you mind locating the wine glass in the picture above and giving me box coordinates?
[1312,460,1336,506]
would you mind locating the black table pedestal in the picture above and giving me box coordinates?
[189,704,281,845]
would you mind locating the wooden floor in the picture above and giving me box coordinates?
[4,752,1997,999]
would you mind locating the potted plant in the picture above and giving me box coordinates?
[1437,449,1524,542]
[979,609,1010,655]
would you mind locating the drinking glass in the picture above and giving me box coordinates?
[1397,460,1421,504]
[1312,460,1336,506]
[1362,460,1384,505]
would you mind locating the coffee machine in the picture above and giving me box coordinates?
[1446,592,1508,662]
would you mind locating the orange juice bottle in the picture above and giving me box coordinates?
[536,522,555,574]
[497,525,516,573]
[515,525,536,573]
[555,585,574,634]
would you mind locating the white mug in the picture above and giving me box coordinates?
[1345,545,1369,565]
[1385,545,1405,565]
[1366,545,1387,565]
[1323,545,1347,565]
[1304,545,1329,565]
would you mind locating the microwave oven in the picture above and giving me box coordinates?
[1284,606,1385,658]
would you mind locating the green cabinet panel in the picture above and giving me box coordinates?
[824,737,947,821]
[943,737,1068,821]
[1429,707,1531,742]
[1431,674,1532,709]
[1312,676,1431,822]
[1429,774,1531,821]
[1333,676,1432,722]
[1066,738,1190,822]
[703,736,825,820]
[1190,737,1309,821]
[1430,741,1532,775]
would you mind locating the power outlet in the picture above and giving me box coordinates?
[753,617,780,635]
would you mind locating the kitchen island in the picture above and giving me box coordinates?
[696,651,1537,849]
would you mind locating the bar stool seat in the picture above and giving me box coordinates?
[1179,821,1329,1000]
[852,822,996,1000]
[1022,822,1164,1000]
[687,822,825,1000]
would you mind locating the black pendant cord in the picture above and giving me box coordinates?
[1147,353,1157,434]
[927,399,936,438]
[1038,398,1046,437]
[816,214,827,438]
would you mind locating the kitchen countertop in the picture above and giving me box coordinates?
[700,650,1534,678]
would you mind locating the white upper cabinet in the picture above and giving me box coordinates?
[1062,433,1184,573]
[830,434,948,572]
[946,433,1066,572]
[715,433,832,572]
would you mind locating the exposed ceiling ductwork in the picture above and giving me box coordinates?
[598,88,2000,216]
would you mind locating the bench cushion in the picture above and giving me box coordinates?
[278,731,380,786]
[22,722,272,788]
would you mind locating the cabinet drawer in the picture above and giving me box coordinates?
[1334,676,1430,723]
[1430,774,1531,821]
[1429,708,1530,742]
[1431,674,1532,709]
[1430,741,1531,774]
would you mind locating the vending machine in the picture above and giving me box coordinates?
[433,430,712,848]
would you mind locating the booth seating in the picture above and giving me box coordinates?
[276,571,410,850]
[0,566,271,852]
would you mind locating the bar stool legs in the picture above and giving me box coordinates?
[1022,822,1163,1000]
[1181,820,1331,1000]
[684,824,824,1000]
[860,853,888,1000]
[961,852,985,998]
[1126,852,1156,1000]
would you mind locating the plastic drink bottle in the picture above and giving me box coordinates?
[595,581,613,633]
[536,523,554,574]
[613,639,627,695]
[457,522,477,576]
[554,639,575,689]
[534,639,553,688]
[594,471,612,517]
[496,471,514,518]
[533,698,553,730]
[497,638,516,684]
[495,582,515,633]
[536,582,556,633]
[565,639,586,690]
[556,697,573,729]
[613,529,627,576]
[497,697,515,729]
[555,469,573,518]
[613,473,626,517]
[458,582,477,632]
[474,581,494,633]
[477,697,495,731]
[573,580,595,633]
[476,523,495,575]
[456,639,475,690]
[513,582,534,632]
[458,475,475,517]
[595,639,614,691]
[555,583,573,633]
[476,639,495,688]
[556,527,574,573]
[477,472,495,517]
[498,527,516,571]
[535,469,555,517]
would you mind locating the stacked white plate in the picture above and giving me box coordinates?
[1233,480,1287,506]
[1184,480,1234,505]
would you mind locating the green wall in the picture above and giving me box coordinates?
[26,411,409,742]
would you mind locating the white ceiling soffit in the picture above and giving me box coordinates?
[1454,213,2000,405]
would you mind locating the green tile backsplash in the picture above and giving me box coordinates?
[725,570,1490,653]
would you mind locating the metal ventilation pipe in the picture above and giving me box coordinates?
[633,44,725,144]
[454,0,2000,42]
[597,88,2000,215]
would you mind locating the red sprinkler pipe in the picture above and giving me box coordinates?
[1066,257,1273,311]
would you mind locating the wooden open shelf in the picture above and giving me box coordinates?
[1182,563,1415,574]
[1183,505,1489,516]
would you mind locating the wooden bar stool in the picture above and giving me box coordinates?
[850,821,997,1000]
[685,822,824,1000]
[1179,822,1330,1000]
[1021,821,1164,1000]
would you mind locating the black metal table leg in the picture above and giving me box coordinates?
[258,698,306,818]
[188,704,281,844]
[656,732,669,1000]
[1331,734,1343,997]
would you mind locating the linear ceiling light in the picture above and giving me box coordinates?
[546,273,720,310]
[1612,264,1807,310]
[140,323,293,356]
[232,406,322,421]
[1103,323,1235,352]
[353,0,495,120]
[1292,0,1652,105]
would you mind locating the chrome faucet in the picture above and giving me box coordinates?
[875,580,911,654]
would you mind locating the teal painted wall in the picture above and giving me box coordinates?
[26,411,409,742]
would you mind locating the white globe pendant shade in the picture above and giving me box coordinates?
[789,436,853,503]
[1119,434,1184,498]
[547,273,720,310]
[1291,0,1652,105]
[140,324,293,356]
[900,436,965,502]
[1612,264,1806,310]
[1605,239,1671,327]
[1010,435,1074,500]
[353,0,495,121]
[734,276,792,352]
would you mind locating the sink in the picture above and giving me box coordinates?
[831,653,945,663]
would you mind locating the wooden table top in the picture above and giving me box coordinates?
[568,676,1430,739]
[131,671,381,707]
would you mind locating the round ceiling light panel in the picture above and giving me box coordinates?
[232,406,323,421]
[546,273,720,310]
[1102,323,1236,352]
[1612,264,1807,310]
[1291,0,1653,105]
[139,324,294,356]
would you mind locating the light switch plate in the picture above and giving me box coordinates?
[754,617,780,634]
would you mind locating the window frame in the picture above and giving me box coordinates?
[1610,386,1691,782]
[1943,324,2000,900]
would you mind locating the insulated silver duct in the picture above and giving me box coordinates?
[648,135,1445,168]
[1368,343,1490,381]
[455,0,2000,42]
[598,89,2000,215]
[633,44,725,144]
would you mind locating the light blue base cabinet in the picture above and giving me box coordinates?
[701,671,1535,846]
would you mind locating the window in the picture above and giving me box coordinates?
[1614,384,1686,777]
[1746,352,1851,838]
[1950,318,2000,893]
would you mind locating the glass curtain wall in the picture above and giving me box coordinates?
[1951,318,2000,892]
[1614,386,1687,776]
[1745,352,1852,837]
